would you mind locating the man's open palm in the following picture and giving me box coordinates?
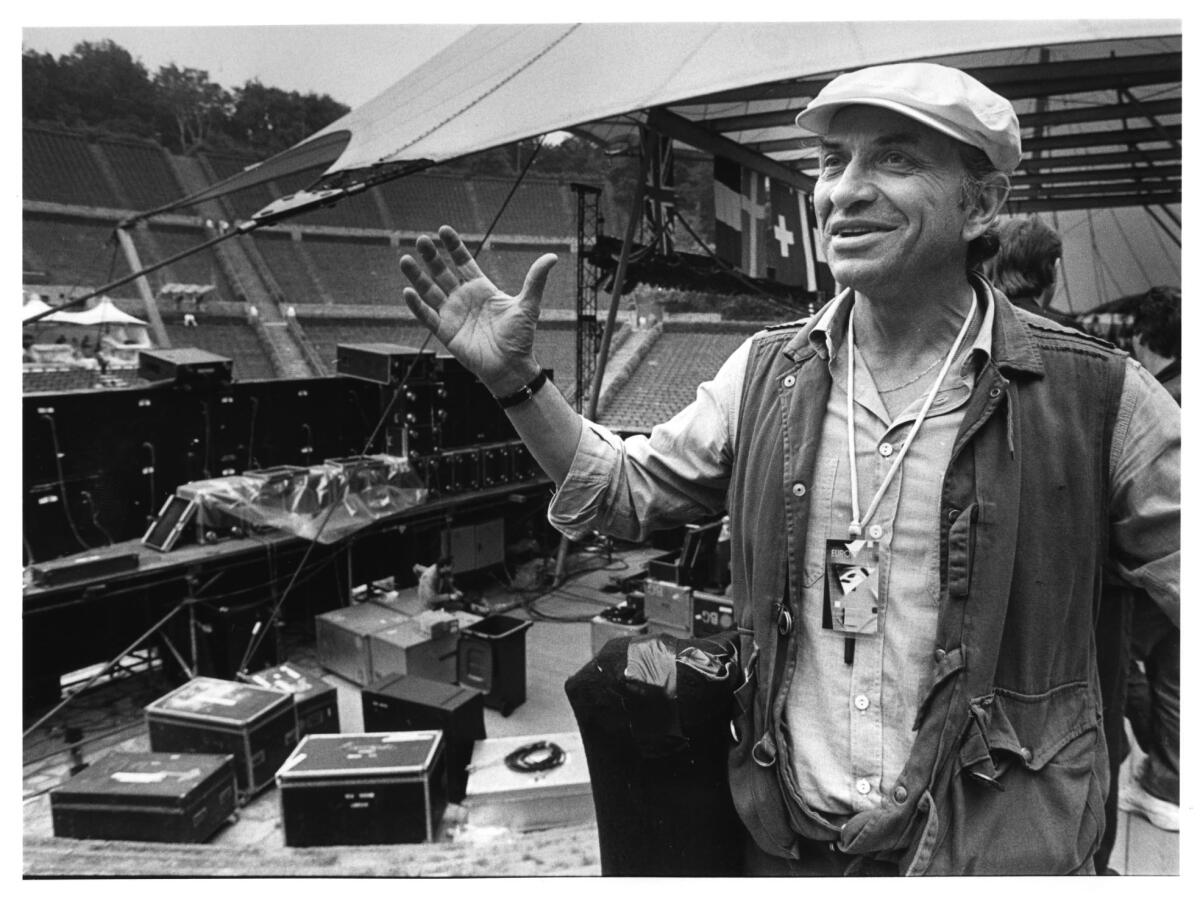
[399,225,556,389]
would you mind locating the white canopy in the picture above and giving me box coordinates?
[21,297,56,321]
[179,20,1179,209]
[69,298,147,326]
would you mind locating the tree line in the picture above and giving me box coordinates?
[23,39,351,157]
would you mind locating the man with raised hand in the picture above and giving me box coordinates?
[398,61,1179,875]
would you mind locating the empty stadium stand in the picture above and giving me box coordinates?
[23,213,127,290]
[300,235,401,306]
[22,123,630,402]
[597,321,757,431]
[23,127,121,209]
[377,172,479,233]
[96,136,185,212]
[157,312,276,381]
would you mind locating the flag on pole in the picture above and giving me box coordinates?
[740,169,770,278]
[767,181,807,286]
[713,156,772,276]
[713,157,742,268]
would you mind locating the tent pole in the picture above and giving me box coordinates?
[552,138,650,586]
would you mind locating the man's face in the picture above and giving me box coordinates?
[813,106,977,298]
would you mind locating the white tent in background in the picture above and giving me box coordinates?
[70,297,147,326]
[21,296,57,321]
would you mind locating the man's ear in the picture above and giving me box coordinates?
[963,172,1011,242]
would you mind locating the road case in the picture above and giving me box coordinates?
[314,602,407,686]
[275,731,446,846]
[145,676,297,800]
[50,751,236,843]
[248,661,340,737]
[362,673,485,802]
[464,732,594,832]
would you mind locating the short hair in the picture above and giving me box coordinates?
[959,144,1008,272]
[983,216,1063,298]
[1131,285,1181,360]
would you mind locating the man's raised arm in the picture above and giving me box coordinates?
[398,225,583,484]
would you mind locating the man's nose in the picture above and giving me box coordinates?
[827,158,876,209]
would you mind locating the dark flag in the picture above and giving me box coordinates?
[713,156,742,268]
[802,193,837,297]
[767,181,807,286]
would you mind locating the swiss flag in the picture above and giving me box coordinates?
[767,182,806,287]
[712,157,770,277]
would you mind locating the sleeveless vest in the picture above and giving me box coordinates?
[726,287,1126,874]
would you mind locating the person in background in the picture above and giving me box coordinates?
[1118,285,1181,832]
[984,215,1076,325]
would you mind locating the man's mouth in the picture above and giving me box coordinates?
[829,222,892,239]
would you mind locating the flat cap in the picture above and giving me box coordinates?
[796,62,1022,172]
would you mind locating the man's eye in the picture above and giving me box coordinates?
[819,155,844,174]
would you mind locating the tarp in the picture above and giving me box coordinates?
[181,20,1178,207]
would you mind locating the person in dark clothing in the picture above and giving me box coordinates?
[1119,285,1181,832]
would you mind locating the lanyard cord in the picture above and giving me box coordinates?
[845,295,978,538]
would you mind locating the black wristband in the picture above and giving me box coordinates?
[494,369,551,409]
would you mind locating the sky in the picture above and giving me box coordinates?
[19,2,1184,108]
[20,23,473,108]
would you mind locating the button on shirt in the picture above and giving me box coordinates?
[546,284,1180,821]
[784,289,988,816]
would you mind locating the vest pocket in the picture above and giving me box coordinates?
[726,644,799,856]
[946,503,978,598]
[923,682,1106,874]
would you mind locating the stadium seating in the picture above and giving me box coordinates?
[23,127,120,208]
[472,176,574,236]
[597,323,752,431]
[23,213,126,290]
[143,224,236,299]
[377,173,480,233]
[300,235,400,305]
[157,312,276,381]
[96,137,184,212]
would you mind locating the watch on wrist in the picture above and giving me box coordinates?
[494,369,551,409]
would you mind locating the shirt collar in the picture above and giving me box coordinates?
[803,277,996,374]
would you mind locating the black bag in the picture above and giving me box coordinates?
[564,632,746,876]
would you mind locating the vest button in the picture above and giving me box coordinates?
[893,785,909,804]
[791,482,806,497]
[783,374,796,388]
[934,648,947,663]
[867,524,883,540]
[947,508,961,523]
[1019,746,1033,762]
[989,385,1002,398]
[777,608,793,636]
